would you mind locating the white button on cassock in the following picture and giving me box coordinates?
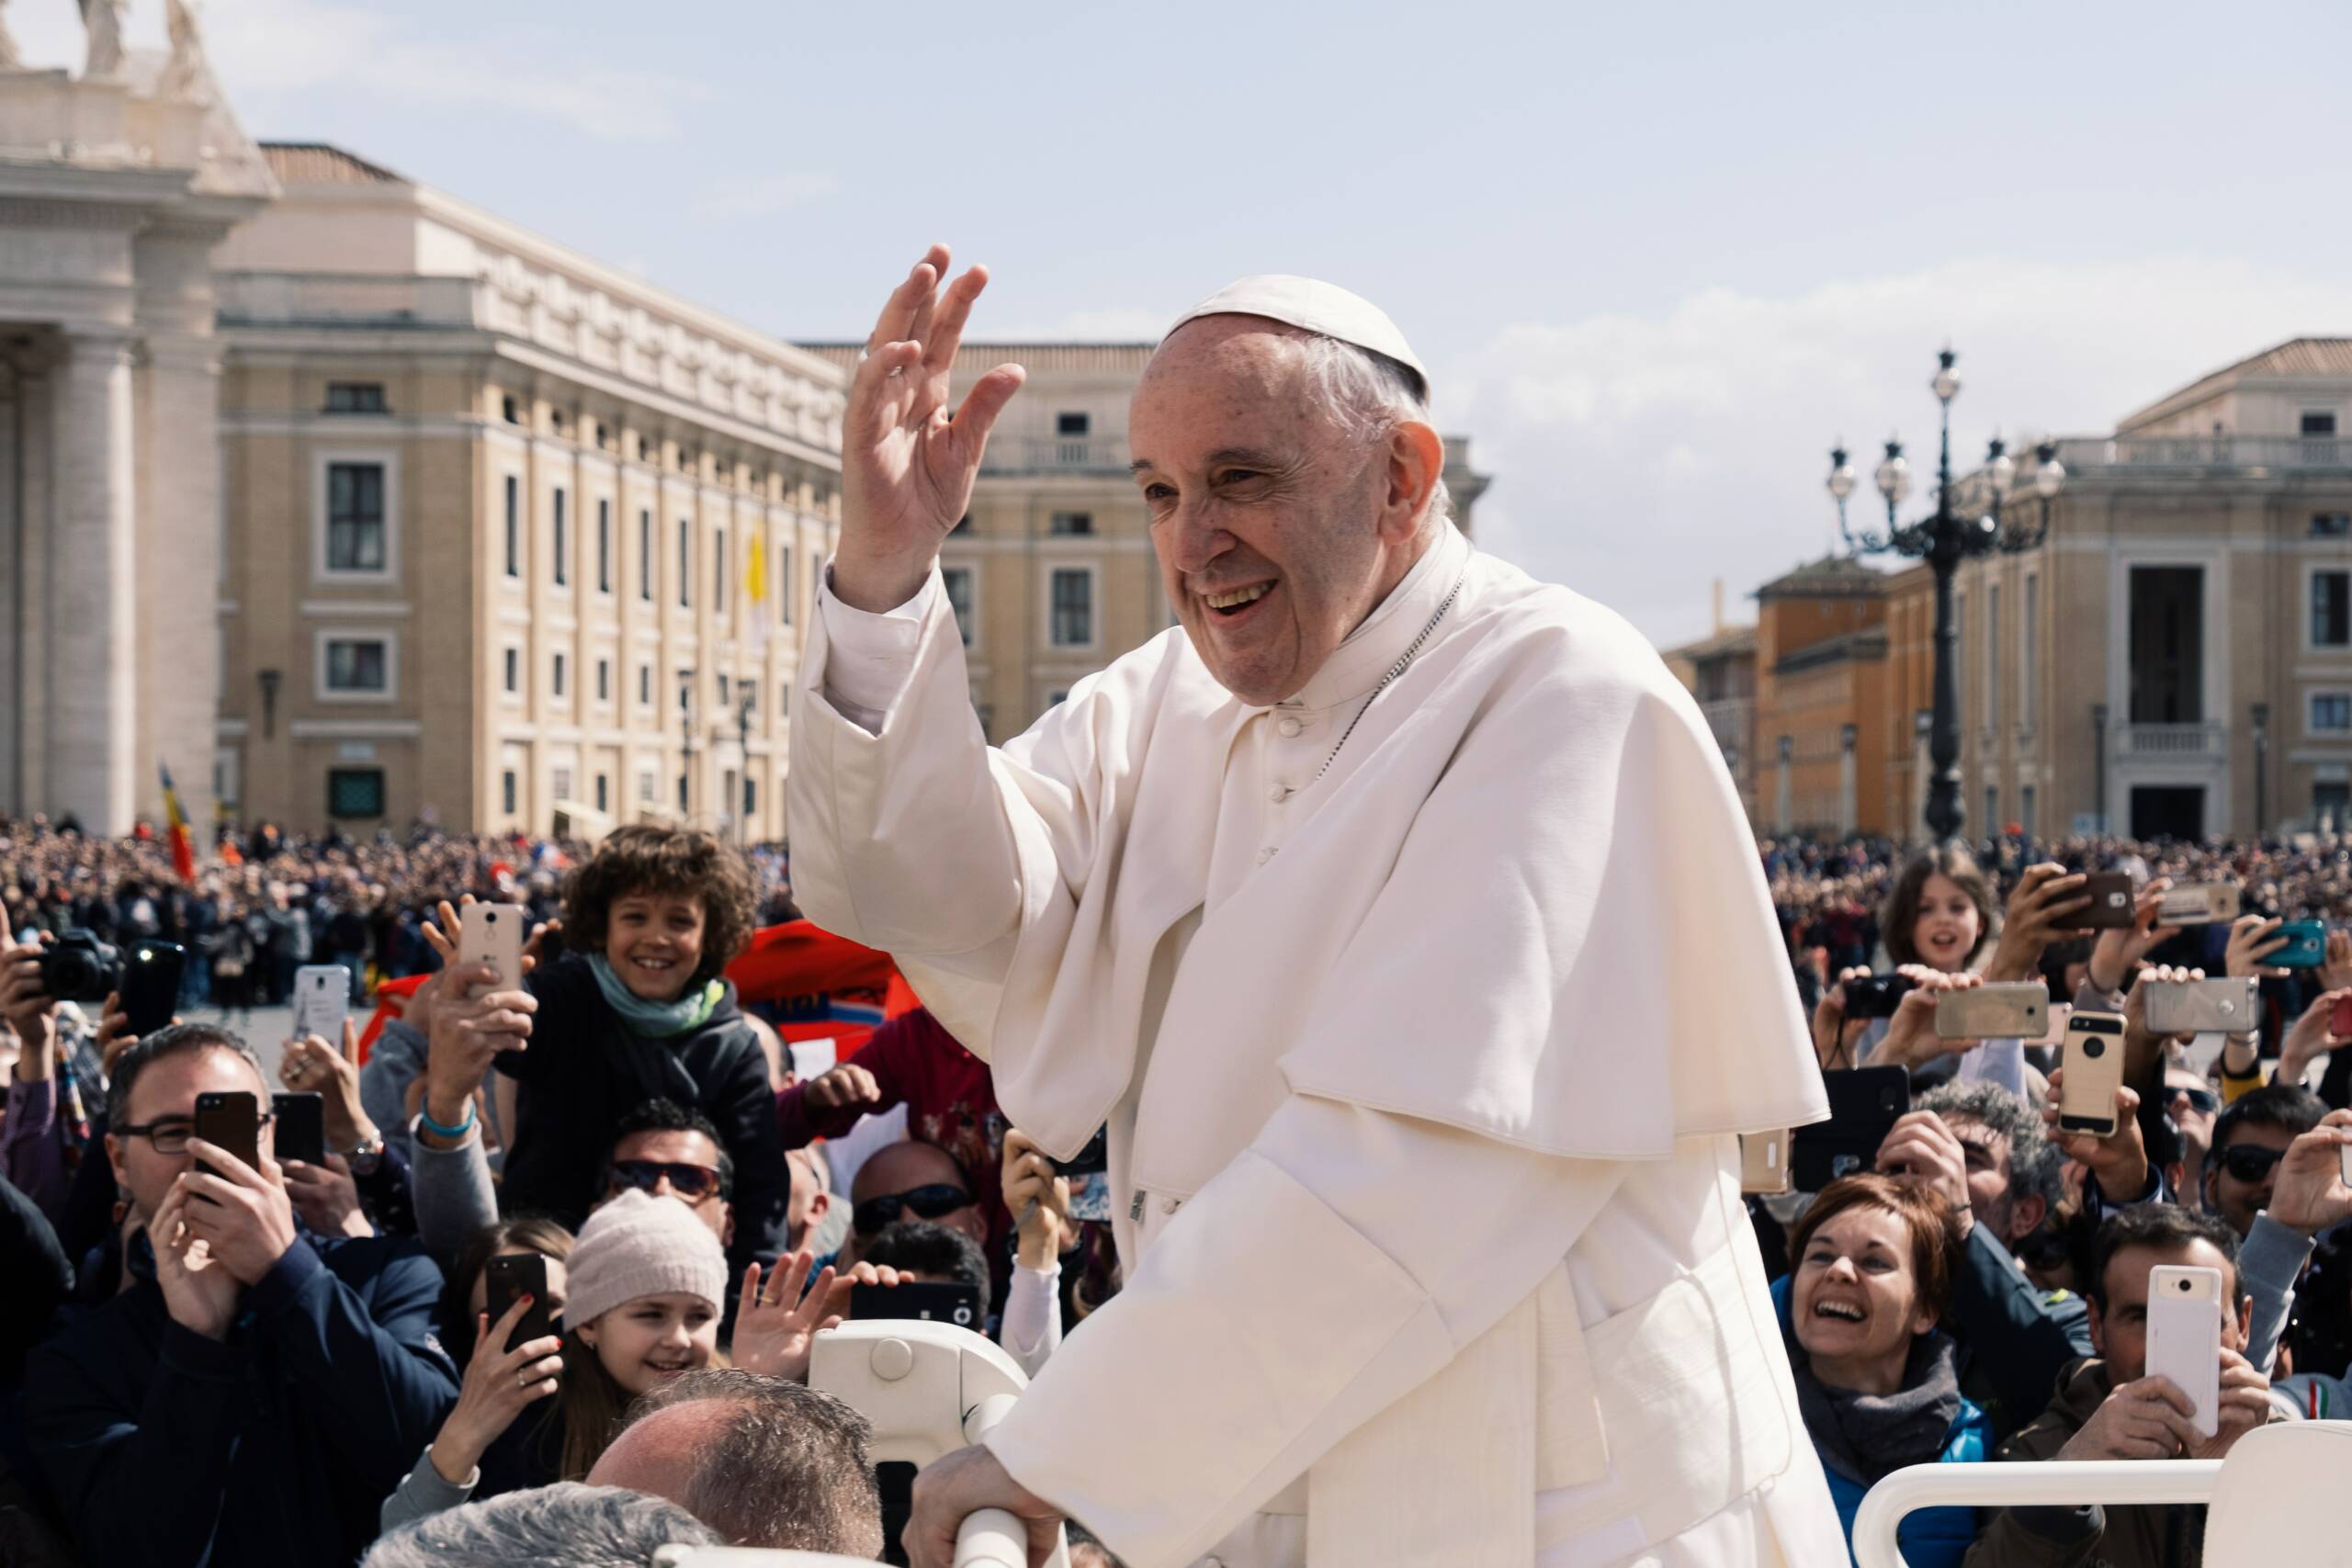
[1277,716,1303,738]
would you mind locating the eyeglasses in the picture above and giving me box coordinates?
[2218,1144,2288,1184]
[116,1115,275,1156]
[607,1159,727,1202]
[853,1182,972,1236]
[2171,1087,2221,1117]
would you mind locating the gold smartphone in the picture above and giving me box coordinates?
[1935,983,2050,1040]
[2156,884,2240,926]
[2060,1012,2128,1136]
[1739,1131,1793,1195]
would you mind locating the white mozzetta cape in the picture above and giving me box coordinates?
[789,533,1837,1566]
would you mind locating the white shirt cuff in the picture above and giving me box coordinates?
[817,563,939,733]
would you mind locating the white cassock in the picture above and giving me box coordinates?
[789,514,1845,1567]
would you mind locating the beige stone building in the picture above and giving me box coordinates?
[804,342,1493,743]
[1942,338,2352,840]
[212,144,846,838]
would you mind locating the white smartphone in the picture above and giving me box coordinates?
[290,964,351,1044]
[456,903,528,998]
[2145,1263,2223,1439]
[2031,1002,2075,1050]
[2060,1012,2127,1136]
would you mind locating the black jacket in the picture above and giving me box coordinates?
[24,1231,458,1568]
[495,954,789,1281]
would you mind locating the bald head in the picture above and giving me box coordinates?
[850,1138,985,1252]
[1130,316,1445,705]
[585,1399,726,1513]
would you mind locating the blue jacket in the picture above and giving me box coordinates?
[1773,1276,1991,1568]
[25,1231,458,1568]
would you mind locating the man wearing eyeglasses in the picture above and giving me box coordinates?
[2204,1085,2328,1239]
[22,1023,458,1568]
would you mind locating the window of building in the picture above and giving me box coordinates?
[595,773,609,812]
[552,766,574,802]
[596,498,612,592]
[597,423,611,450]
[2316,514,2352,538]
[1986,583,2001,728]
[944,566,976,647]
[327,767,386,819]
[552,652,567,698]
[716,526,728,612]
[2315,571,2351,648]
[717,672,730,706]
[1984,784,1999,832]
[777,545,793,626]
[325,462,386,572]
[324,382,387,414]
[2020,785,2038,841]
[2319,781,2352,828]
[639,664,652,705]
[1050,568,1093,647]
[638,435,650,461]
[550,409,565,436]
[678,520,691,608]
[322,637,389,694]
[2022,574,2040,728]
[2313,693,2352,734]
[595,658,610,702]
[677,774,689,810]
[503,647,520,695]
[2303,412,2339,437]
[503,475,520,579]
[639,508,653,601]
[1056,412,1091,436]
[639,769,658,805]
[502,771,518,815]
[502,395,520,425]
[678,670,693,713]
[552,489,569,586]
[1049,511,1093,536]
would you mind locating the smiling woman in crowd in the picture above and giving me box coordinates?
[1776,1172,1985,1568]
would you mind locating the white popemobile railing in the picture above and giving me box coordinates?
[655,1318,1067,1568]
[1852,1422,2352,1568]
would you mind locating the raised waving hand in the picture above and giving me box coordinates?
[833,243,1026,614]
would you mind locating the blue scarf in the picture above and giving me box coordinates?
[586,953,723,1039]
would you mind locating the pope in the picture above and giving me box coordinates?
[786,245,1847,1568]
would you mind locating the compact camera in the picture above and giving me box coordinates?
[35,929,120,1003]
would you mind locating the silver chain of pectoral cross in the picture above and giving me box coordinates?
[1312,563,1469,784]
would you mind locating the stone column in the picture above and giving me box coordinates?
[0,365,17,814]
[48,333,136,833]
[137,336,223,829]
[13,360,51,816]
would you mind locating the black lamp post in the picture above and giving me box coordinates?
[1827,347,2065,845]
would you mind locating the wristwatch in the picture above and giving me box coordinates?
[342,1133,385,1179]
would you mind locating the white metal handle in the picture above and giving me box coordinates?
[1852,1459,2221,1568]
[952,1508,1028,1568]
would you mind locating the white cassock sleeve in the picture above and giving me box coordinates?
[815,569,938,734]
[982,1095,1627,1568]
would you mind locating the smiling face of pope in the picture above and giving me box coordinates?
[1127,315,1449,708]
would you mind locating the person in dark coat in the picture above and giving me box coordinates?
[22,1024,458,1568]
[482,827,789,1286]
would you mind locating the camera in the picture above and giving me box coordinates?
[2081,1035,2106,1058]
[36,929,120,1003]
[1052,1126,1110,1179]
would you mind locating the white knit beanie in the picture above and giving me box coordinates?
[560,1189,728,1331]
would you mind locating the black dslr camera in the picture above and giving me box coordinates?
[36,929,120,1004]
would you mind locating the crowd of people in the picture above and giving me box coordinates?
[7,815,2352,1564]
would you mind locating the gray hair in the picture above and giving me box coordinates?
[106,1021,265,1131]
[1918,1079,2064,1214]
[361,1483,718,1568]
[616,1368,883,1557]
[1292,333,1453,532]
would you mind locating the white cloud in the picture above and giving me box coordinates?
[690,173,839,221]
[0,0,714,142]
[1442,255,2352,649]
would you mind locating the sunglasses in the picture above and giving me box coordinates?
[606,1159,727,1201]
[2218,1145,2287,1184]
[2171,1087,2221,1117]
[853,1182,972,1236]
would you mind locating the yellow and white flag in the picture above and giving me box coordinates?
[745,533,769,650]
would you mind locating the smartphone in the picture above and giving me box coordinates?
[1792,1067,1911,1191]
[2030,1002,2075,1050]
[192,1089,260,1179]
[2143,976,2260,1037]
[119,940,186,1038]
[484,1253,559,1352]
[2060,1012,2127,1135]
[2145,1264,2223,1439]
[2080,872,2137,930]
[1935,982,2049,1041]
[850,1280,982,1331]
[1051,1126,1110,1179]
[2335,994,2352,1041]
[291,964,351,1045]
[1842,973,1916,1021]
[2273,920,2328,969]
[272,1091,326,1167]
[457,903,528,998]
[1739,1131,1793,1196]
[2157,884,2240,927]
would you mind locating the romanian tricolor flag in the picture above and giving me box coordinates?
[159,762,197,886]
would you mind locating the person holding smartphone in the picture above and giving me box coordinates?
[21,1022,458,1568]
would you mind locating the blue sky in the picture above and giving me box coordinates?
[23,0,2352,645]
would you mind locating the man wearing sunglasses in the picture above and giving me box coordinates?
[2205,1084,2328,1238]
[23,1023,458,1568]
[602,1098,736,1252]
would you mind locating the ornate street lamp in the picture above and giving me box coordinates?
[1826,348,2065,843]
